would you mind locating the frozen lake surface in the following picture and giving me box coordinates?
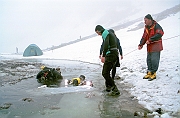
[0,59,150,118]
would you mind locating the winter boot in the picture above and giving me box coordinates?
[148,72,156,81]
[143,72,152,79]
[108,85,120,96]
[103,86,113,92]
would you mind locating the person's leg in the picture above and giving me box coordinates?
[112,66,116,80]
[151,52,160,72]
[143,52,152,79]
[147,52,152,71]
[149,52,161,80]
[102,54,117,90]
[102,54,120,96]
[102,61,114,88]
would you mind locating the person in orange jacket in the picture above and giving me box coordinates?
[138,14,164,81]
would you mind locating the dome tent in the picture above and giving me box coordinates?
[23,44,43,57]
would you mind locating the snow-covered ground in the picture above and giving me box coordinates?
[1,11,180,118]
[43,12,180,117]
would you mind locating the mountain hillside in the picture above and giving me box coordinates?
[1,1,179,53]
[43,4,180,52]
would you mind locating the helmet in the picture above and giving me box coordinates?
[79,75,85,81]
[41,66,45,70]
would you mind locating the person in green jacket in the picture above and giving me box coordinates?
[95,25,120,96]
[99,29,123,80]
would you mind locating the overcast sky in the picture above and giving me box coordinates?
[0,0,179,53]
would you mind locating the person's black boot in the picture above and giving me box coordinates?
[106,86,112,92]
[108,85,120,96]
[102,86,112,92]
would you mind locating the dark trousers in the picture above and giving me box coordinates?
[112,56,120,79]
[112,66,116,79]
[102,53,118,88]
[147,52,161,73]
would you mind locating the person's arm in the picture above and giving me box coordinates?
[99,41,104,58]
[117,38,123,56]
[138,29,147,49]
[36,71,43,79]
[150,23,164,41]
[102,35,110,57]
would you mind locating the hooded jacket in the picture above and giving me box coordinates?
[139,20,164,52]
[101,30,118,57]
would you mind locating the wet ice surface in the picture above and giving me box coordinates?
[0,59,150,118]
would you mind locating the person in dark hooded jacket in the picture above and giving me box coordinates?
[36,66,63,84]
[99,29,123,80]
[95,25,120,96]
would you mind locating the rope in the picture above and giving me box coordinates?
[78,35,180,75]
[82,34,180,75]
[123,35,180,56]
[163,35,180,40]
[123,49,138,56]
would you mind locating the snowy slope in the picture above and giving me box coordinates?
[39,13,180,117]
[119,14,180,116]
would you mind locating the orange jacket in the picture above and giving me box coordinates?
[139,20,164,52]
